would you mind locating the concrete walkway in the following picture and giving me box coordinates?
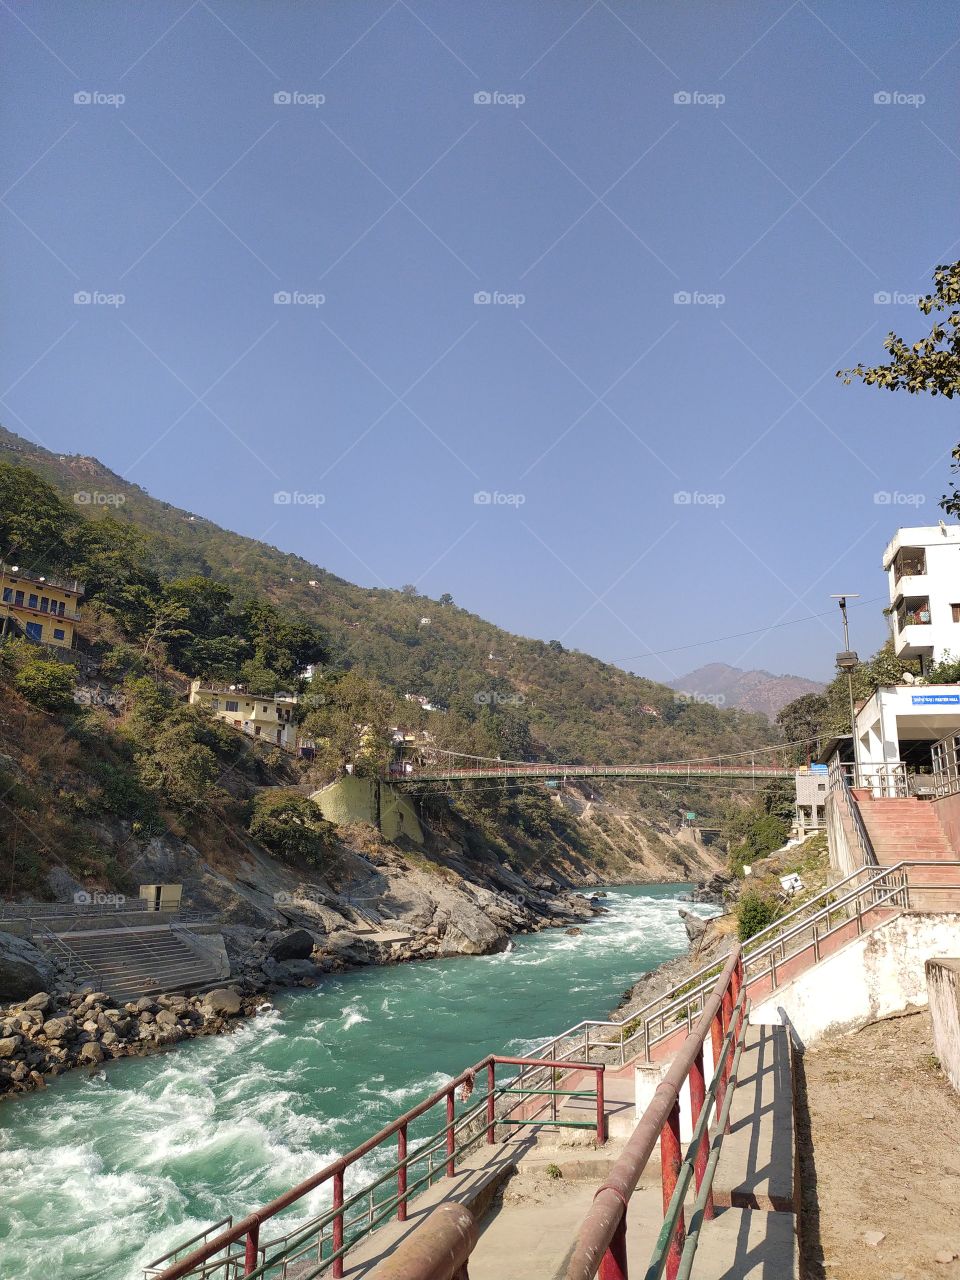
[336,1022,798,1280]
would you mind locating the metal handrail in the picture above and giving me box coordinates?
[149,1054,606,1280]
[563,949,745,1280]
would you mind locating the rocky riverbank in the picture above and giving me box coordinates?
[0,985,265,1100]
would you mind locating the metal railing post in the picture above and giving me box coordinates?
[688,1047,713,1220]
[661,1099,685,1280]
[397,1123,408,1222]
[710,1011,724,1125]
[446,1089,456,1177]
[596,1068,606,1146]
[487,1061,496,1143]
[243,1223,259,1278]
[332,1171,344,1279]
[600,1216,628,1280]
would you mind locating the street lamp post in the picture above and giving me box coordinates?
[832,594,861,787]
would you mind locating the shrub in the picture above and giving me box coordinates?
[14,658,76,712]
[736,890,780,941]
[248,789,333,865]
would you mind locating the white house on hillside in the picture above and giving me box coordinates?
[884,523,960,672]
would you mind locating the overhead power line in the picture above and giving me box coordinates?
[610,595,884,665]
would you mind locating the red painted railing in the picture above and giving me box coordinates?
[147,1054,605,1280]
[562,948,746,1280]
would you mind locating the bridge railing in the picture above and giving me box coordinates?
[145,1054,606,1280]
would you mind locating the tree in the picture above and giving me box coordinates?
[0,462,78,571]
[300,670,400,777]
[248,790,332,865]
[775,692,828,759]
[838,261,960,512]
[438,593,454,607]
[141,598,190,658]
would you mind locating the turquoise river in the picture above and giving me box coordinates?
[0,884,715,1280]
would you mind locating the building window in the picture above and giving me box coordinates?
[14,591,23,606]
[25,622,42,641]
[40,597,49,612]
[952,603,960,623]
[57,601,65,616]
[210,699,219,712]
[53,628,65,641]
[225,700,239,713]
[1,588,10,603]
[28,594,38,609]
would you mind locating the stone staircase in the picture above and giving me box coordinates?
[854,795,960,910]
[856,796,953,863]
[36,925,225,1001]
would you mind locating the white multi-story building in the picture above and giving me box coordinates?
[883,523,960,672]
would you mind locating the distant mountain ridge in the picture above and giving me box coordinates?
[667,663,825,721]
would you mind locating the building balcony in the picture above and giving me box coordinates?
[890,546,926,584]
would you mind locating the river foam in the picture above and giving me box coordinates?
[0,884,715,1280]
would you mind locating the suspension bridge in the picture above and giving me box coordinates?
[389,743,807,787]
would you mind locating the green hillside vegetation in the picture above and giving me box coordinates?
[0,428,784,895]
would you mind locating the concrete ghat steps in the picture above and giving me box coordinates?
[37,926,222,999]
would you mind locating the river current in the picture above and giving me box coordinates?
[0,883,715,1279]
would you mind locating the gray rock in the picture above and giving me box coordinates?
[262,957,319,984]
[0,1034,22,1057]
[135,997,156,1014]
[265,928,316,961]
[679,909,707,942]
[22,992,53,1013]
[155,1009,180,1030]
[43,1016,76,1041]
[0,931,55,1003]
[201,987,243,1017]
[79,1041,105,1063]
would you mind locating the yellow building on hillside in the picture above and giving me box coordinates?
[0,567,83,649]
[189,679,299,749]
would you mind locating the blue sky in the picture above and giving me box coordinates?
[2,1,958,683]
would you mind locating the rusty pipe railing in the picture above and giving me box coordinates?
[363,1203,478,1280]
[150,1054,605,1280]
[562,948,743,1280]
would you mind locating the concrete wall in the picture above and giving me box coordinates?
[312,776,424,844]
[750,913,960,1044]
[825,791,860,879]
[927,958,960,1095]
[933,792,960,853]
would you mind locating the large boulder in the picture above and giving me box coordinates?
[201,987,243,1017]
[0,932,55,1003]
[265,928,316,962]
[261,957,319,984]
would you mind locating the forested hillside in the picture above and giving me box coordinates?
[0,425,776,778]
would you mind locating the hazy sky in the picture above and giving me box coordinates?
[3,2,958,683]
